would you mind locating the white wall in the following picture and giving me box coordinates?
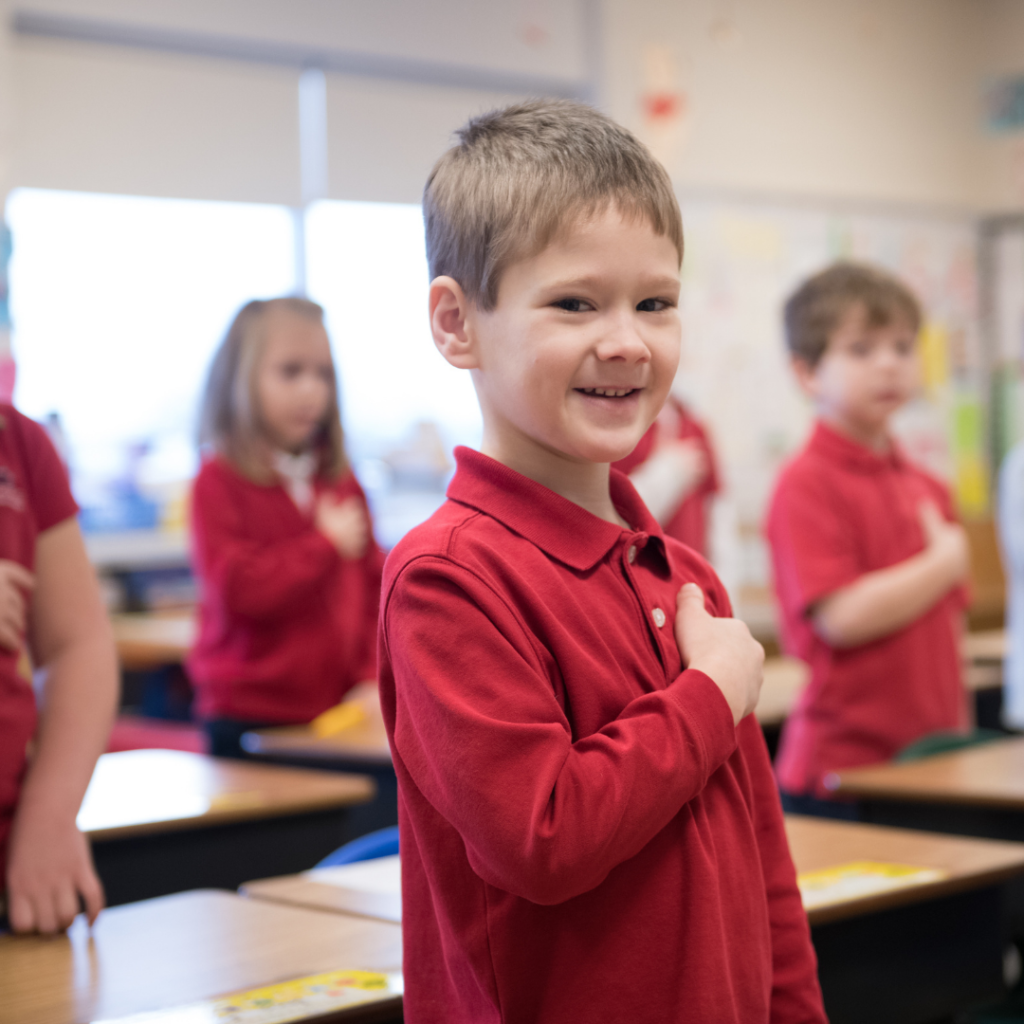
[604,0,983,210]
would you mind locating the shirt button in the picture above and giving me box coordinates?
[627,545,637,564]
[652,607,666,628]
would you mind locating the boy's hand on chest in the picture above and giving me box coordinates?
[673,583,764,726]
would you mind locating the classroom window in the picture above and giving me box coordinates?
[6,188,297,530]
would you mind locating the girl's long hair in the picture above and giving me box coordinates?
[198,297,348,482]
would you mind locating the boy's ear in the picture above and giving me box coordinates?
[429,276,480,370]
[790,355,819,399]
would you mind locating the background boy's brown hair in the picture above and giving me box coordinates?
[783,261,922,368]
[423,98,683,310]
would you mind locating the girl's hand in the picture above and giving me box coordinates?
[0,560,34,653]
[6,806,104,934]
[316,495,370,560]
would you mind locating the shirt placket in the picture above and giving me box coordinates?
[617,533,676,683]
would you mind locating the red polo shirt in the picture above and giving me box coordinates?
[187,456,383,723]
[613,398,720,556]
[379,447,824,1024]
[766,421,968,798]
[0,406,78,880]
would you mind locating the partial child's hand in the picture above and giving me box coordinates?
[6,806,104,934]
[0,560,34,653]
[674,583,764,726]
[315,495,370,560]
[919,502,969,585]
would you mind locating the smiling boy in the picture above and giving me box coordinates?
[377,101,825,1024]
[767,262,970,815]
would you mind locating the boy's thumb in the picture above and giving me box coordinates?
[676,582,705,612]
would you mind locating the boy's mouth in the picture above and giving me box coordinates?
[575,387,639,398]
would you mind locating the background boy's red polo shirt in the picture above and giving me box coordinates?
[767,421,968,798]
[188,457,383,723]
[379,447,824,1024]
[0,406,79,880]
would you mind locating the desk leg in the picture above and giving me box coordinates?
[812,887,1005,1024]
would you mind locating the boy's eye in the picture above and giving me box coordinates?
[279,362,303,379]
[636,298,670,312]
[554,297,593,313]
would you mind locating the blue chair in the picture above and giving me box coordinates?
[316,826,400,867]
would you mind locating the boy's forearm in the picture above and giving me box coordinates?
[812,547,960,648]
[19,634,118,824]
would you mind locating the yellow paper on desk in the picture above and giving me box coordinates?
[92,969,403,1024]
[310,700,366,737]
[798,861,947,911]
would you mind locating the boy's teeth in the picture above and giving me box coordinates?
[583,387,633,397]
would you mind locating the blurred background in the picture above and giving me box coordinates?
[0,0,1021,634]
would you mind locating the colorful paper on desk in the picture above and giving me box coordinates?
[92,969,402,1023]
[798,861,947,911]
[310,701,365,738]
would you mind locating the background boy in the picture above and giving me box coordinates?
[767,262,970,816]
[378,100,825,1024]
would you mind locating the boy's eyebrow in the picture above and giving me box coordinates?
[542,274,681,294]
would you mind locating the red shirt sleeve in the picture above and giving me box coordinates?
[769,468,861,617]
[17,413,78,533]
[190,461,340,620]
[383,554,739,906]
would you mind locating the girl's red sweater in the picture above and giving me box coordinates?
[187,456,384,723]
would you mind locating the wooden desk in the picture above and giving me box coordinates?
[832,735,1024,843]
[965,628,1008,665]
[111,611,196,671]
[787,815,1024,1024]
[79,750,375,906]
[0,889,402,1024]
[244,686,396,840]
[755,657,809,727]
[243,854,402,924]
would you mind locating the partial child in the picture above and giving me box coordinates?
[378,101,825,1024]
[189,298,383,758]
[767,263,970,816]
[613,394,720,556]
[0,406,118,933]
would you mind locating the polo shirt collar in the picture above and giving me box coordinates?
[809,419,906,473]
[447,446,667,571]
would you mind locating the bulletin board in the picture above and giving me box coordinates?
[671,195,983,600]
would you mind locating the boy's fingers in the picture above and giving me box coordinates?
[6,890,35,933]
[79,870,105,926]
[4,563,35,590]
[676,582,706,611]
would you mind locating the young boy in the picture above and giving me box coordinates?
[377,100,825,1024]
[767,262,970,815]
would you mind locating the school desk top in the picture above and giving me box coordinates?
[243,854,402,923]
[110,611,196,671]
[77,749,374,840]
[963,628,1008,664]
[834,736,1024,810]
[785,814,1024,925]
[0,889,402,1024]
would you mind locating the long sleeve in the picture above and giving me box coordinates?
[191,463,339,621]
[384,554,738,906]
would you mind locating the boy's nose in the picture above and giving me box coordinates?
[596,311,651,362]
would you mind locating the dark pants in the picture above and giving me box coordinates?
[203,718,276,759]
[779,788,861,821]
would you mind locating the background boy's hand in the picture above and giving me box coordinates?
[919,502,968,585]
[315,495,370,559]
[0,560,34,653]
[6,806,104,934]
[674,583,764,725]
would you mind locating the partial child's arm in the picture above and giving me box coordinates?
[629,439,707,525]
[6,518,118,933]
[812,502,968,648]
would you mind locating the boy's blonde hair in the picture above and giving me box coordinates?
[424,99,683,309]
[198,297,348,482]
[784,261,922,368]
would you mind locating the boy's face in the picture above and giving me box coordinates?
[466,206,682,472]
[798,303,919,442]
